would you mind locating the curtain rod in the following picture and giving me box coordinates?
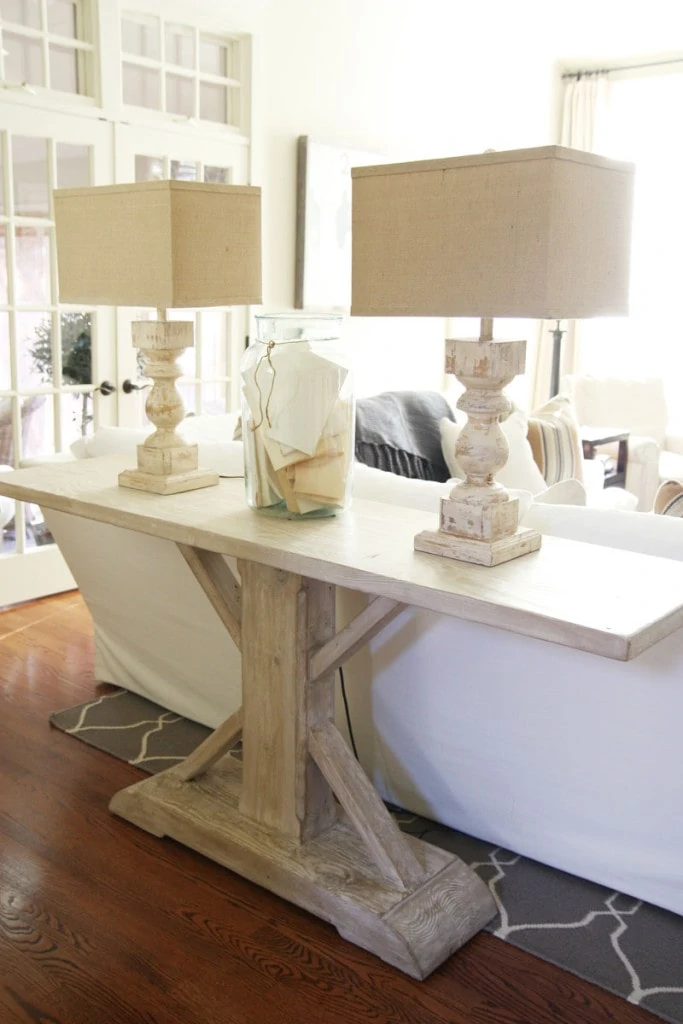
[562,57,683,79]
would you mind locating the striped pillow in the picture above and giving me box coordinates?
[654,479,683,517]
[527,395,584,485]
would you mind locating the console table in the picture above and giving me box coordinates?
[3,456,683,979]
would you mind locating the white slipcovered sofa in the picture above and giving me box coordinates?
[39,413,683,921]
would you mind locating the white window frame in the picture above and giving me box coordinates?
[116,8,249,135]
[0,0,98,104]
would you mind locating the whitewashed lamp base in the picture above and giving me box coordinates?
[415,524,541,567]
[119,462,219,496]
[415,324,542,567]
[118,315,220,496]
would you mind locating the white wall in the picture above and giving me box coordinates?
[256,0,560,399]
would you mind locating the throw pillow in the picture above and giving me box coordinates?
[527,394,584,485]
[440,407,547,496]
[654,479,683,517]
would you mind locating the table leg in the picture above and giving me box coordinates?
[110,556,495,979]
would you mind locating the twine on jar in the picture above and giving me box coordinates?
[249,337,312,432]
[250,340,277,431]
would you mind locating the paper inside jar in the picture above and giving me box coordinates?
[242,341,353,513]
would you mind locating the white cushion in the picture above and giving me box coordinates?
[588,487,639,512]
[71,413,239,454]
[582,457,605,495]
[522,502,683,561]
[352,463,452,512]
[72,420,244,478]
[180,413,241,443]
[351,462,535,519]
[440,408,547,496]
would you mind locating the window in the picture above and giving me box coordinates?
[121,12,242,128]
[578,72,683,422]
[0,0,94,96]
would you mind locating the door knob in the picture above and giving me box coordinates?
[122,378,151,394]
[95,380,116,395]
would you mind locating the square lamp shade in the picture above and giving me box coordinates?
[54,179,262,308]
[351,145,635,565]
[351,145,634,319]
[54,179,262,495]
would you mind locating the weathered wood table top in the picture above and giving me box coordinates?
[2,455,680,661]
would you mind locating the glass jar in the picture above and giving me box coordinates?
[240,314,355,517]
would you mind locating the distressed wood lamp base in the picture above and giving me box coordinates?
[416,322,542,567]
[119,465,219,495]
[109,556,496,978]
[415,524,541,567]
[118,315,220,496]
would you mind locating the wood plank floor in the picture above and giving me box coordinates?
[0,592,659,1024]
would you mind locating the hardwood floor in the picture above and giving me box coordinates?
[0,592,659,1024]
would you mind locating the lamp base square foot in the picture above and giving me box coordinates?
[414,526,542,566]
[118,467,220,495]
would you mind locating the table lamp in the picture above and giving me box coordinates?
[351,145,634,565]
[54,180,262,494]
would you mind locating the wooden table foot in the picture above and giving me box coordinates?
[109,758,496,979]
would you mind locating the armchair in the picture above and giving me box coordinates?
[562,375,677,511]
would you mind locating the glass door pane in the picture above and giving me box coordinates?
[15,227,51,304]
[1,1,41,29]
[13,135,50,216]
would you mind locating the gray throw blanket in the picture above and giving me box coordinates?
[355,391,455,482]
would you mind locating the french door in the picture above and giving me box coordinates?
[113,123,251,427]
[0,105,113,606]
[0,4,254,608]
[0,116,252,604]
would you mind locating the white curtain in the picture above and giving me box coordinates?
[560,73,610,150]
[576,71,683,427]
[530,73,609,409]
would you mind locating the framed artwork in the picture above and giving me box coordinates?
[295,136,381,312]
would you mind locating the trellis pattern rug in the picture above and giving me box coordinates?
[51,688,683,1024]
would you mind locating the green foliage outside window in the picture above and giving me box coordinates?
[31,313,93,436]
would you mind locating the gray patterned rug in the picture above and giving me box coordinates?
[51,689,683,1024]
